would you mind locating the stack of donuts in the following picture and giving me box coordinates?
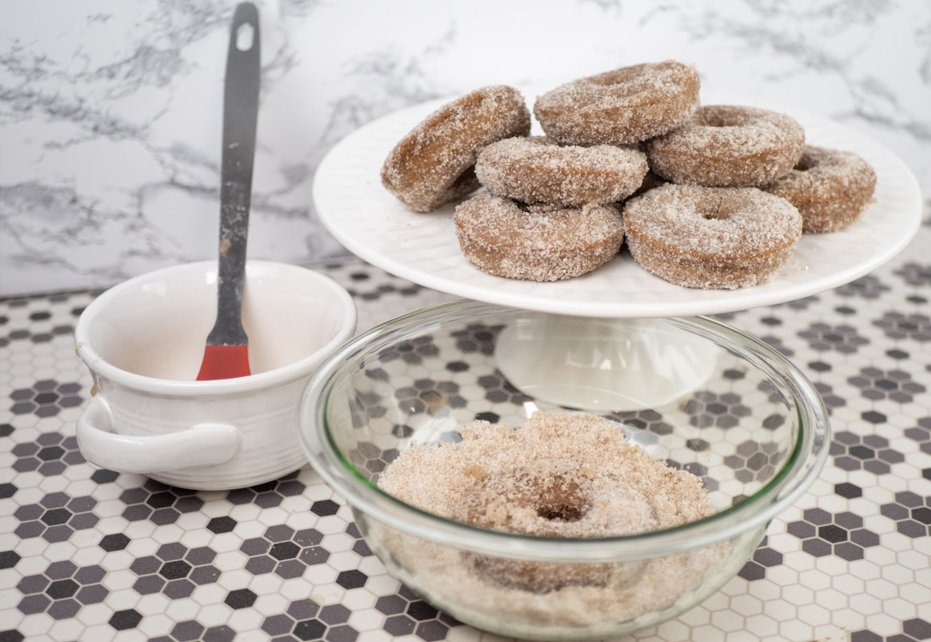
[380,61,877,289]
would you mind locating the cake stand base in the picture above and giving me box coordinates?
[494,316,719,412]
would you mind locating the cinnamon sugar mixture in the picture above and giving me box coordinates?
[373,412,726,630]
[379,412,711,537]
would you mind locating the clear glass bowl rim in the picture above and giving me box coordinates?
[298,299,830,563]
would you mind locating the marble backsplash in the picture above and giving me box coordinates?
[1,0,929,295]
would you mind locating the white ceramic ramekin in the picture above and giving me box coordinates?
[74,261,356,490]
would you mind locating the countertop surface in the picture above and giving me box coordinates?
[1,222,930,641]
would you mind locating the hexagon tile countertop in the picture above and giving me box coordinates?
[2,223,931,641]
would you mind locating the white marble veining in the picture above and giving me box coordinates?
[1,0,929,295]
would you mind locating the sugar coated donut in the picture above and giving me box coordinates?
[461,459,654,593]
[763,145,876,233]
[381,86,531,212]
[533,61,700,145]
[454,193,623,281]
[378,412,714,597]
[647,105,805,187]
[475,137,648,207]
[623,184,802,289]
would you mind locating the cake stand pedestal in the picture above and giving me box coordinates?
[493,316,718,411]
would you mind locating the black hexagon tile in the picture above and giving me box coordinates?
[12,431,84,475]
[225,471,306,508]
[13,491,98,542]
[8,380,82,417]
[682,390,751,429]
[880,492,931,539]
[261,598,361,642]
[118,480,204,524]
[129,542,221,598]
[831,431,906,474]
[847,366,926,403]
[836,275,890,299]
[797,321,869,353]
[240,524,329,579]
[15,560,108,618]
[786,508,881,560]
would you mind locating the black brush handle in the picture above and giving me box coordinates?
[208,2,261,346]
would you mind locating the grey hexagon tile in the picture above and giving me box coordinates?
[797,322,869,354]
[12,431,84,476]
[893,261,931,287]
[873,310,931,342]
[880,492,931,539]
[377,335,439,366]
[394,378,467,416]
[450,323,504,356]
[225,472,306,509]
[14,559,108,620]
[240,523,329,579]
[847,367,926,403]
[118,480,204,525]
[836,275,891,300]
[830,431,906,475]
[681,390,751,429]
[7,380,83,418]
[13,491,99,542]
[127,542,221,599]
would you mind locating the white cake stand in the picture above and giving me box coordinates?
[313,93,922,410]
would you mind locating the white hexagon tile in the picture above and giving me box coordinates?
[1,221,930,641]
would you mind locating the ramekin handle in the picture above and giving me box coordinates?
[75,396,241,474]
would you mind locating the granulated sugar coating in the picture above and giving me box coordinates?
[764,145,877,233]
[534,61,700,145]
[624,183,803,289]
[647,105,805,187]
[454,193,624,282]
[374,412,727,631]
[475,136,648,207]
[380,86,530,212]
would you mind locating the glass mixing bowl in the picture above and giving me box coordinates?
[298,300,829,641]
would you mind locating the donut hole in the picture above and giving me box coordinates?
[699,203,736,221]
[530,474,591,523]
[537,503,586,522]
[794,155,819,172]
[697,110,753,128]
[586,68,648,98]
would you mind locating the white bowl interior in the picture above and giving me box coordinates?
[86,262,351,380]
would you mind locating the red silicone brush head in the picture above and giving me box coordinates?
[196,344,251,380]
